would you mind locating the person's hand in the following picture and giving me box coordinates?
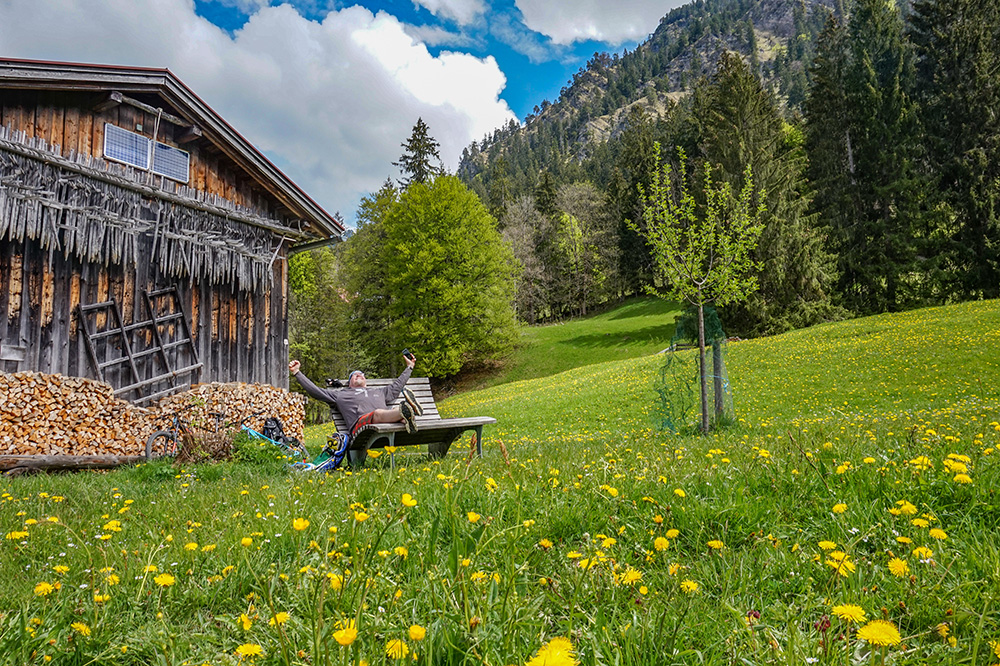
[404,352,416,369]
[289,360,301,375]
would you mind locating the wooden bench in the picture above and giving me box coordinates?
[328,377,495,466]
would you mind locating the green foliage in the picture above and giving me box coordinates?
[289,243,371,422]
[806,0,940,314]
[345,175,520,378]
[910,0,1000,299]
[637,143,765,310]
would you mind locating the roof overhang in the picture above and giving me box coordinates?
[0,58,344,241]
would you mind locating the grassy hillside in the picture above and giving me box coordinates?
[453,297,681,393]
[3,300,999,665]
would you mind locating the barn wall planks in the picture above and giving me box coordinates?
[4,236,288,394]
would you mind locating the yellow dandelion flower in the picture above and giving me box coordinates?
[269,612,289,626]
[707,540,724,550]
[409,624,426,641]
[856,620,902,647]
[292,518,310,531]
[354,511,369,522]
[235,643,264,658]
[539,538,553,549]
[654,537,669,551]
[832,503,847,514]
[239,613,253,631]
[333,619,357,646]
[928,528,947,540]
[913,546,934,560]
[154,573,176,587]
[33,582,55,597]
[526,636,578,666]
[666,529,679,539]
[953,474,972,484]
[70,622,91,637]
[385,639,409,659]
[241,537,253,547]
[680,580,699,594]
[818,540,837,551]
[831,604,866,623]
[674,488,686,498]
[888,557,909,577]
[467,512,481,523]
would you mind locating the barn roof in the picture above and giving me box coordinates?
[0,57,344,244]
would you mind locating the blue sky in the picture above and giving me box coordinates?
[0,0,686,225]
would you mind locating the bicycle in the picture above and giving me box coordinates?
[145,406,197,461]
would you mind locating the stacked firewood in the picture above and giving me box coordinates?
[0,371,156,456]
[0,372,305,459]
[154,382,305,441]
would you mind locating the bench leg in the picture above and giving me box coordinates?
[347,448,367,467]
[474,426,483,457]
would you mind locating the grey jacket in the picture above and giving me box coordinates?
[293,367,412,431]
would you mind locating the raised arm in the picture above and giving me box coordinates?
[289,360,338,405]
[385,352,416,401]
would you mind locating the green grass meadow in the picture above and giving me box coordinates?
[453,297,681,391]
[3,299,1000,665]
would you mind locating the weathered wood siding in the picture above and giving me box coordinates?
[0,89,301,396]
[0,235,290,393]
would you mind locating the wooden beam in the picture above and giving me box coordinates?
[92,91,123,113]
[118,93,189,127]
[176,125,202,144]
[1,455,143,475]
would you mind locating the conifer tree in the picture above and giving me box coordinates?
[394,118,444,187]
[805,0,933,313]
[699,52,839,336]
[910,0,1000,299]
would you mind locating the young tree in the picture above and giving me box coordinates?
[394,118,444,187]
[636,144,765,434]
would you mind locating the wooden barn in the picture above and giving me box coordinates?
[0,58,344,404]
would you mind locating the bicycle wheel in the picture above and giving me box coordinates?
[145,431,177,461]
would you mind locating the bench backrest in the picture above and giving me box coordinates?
[328,377,437,434]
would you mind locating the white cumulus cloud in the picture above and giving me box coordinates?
[0,0,515,224]
[515,0,686,45]
[412,0,486,26]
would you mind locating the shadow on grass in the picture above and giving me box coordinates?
[559,323,677,349]
[605,298,680,321]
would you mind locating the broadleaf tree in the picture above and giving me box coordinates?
[636,143,765,434]
[377,175,520,377]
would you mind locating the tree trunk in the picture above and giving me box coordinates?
[698,302,710,434]
[713,339,724,420]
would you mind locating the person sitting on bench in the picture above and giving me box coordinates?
[288,353,423,436]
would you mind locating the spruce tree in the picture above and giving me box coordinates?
[910,0,1000,299]
[806,0,933,313]
[394,118,444,187]
[699,52,839,336]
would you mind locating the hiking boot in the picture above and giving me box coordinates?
[402,387,424,416]
[400,401,418,434]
